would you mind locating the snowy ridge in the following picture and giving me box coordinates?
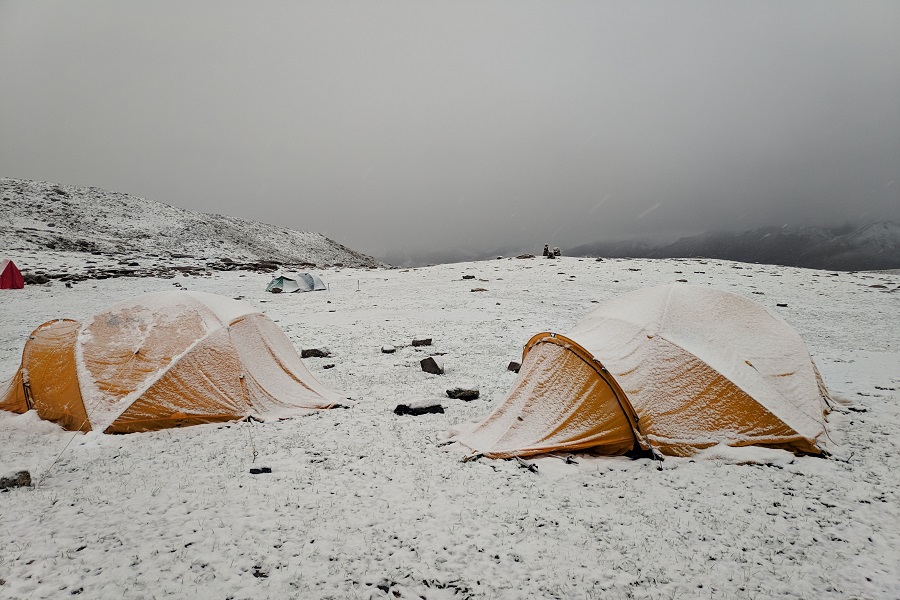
[569,222,900,271]
[0,178,381,270]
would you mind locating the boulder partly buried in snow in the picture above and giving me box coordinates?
[394,398,445,416]
[301,346,332,358]
[446,383,480,401]
[0,470,31,489]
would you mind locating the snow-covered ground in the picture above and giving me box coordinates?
[1,255,898,599]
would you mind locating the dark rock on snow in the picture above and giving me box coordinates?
[446,384,480,401]
[394,399,445,416]
[301,347,331,359]
[0,470,31,489]
[420,356,445,375]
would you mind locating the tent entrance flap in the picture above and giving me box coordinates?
[1,320,91,432]
[523,333,647,451]
[454,333,642,458]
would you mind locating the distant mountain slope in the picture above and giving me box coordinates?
[568,222,900,271]
[0,178,381,269]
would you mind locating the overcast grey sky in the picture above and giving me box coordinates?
[1,1,898,263]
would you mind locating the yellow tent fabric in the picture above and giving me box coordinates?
[454,284,830,458]
[0,291,347,433]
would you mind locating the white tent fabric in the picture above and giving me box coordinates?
[297,273,327,291]
[565,284,829,451]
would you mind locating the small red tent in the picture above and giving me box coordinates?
[1,259,24,289]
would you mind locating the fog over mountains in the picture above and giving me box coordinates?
[568,222,900,271]
[389,222,900,271]
[2,177,897,272]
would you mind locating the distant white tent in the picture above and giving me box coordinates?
[266,273,327,293]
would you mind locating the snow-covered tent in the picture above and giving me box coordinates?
[266,276,301,293]
[266,273,327,293]
[0,291,347,433]
[1,259,24,289]
[454,284,831,458]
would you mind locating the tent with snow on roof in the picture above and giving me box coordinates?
[1,259,24,289]
[452,284,831,459]
[266,273,327,293]
[0,291,347,433]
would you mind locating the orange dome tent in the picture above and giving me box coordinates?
[453,284,831,458]
[0,291,347,433]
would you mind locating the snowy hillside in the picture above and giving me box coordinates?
[1,253,898,599]
[0,178,382,278]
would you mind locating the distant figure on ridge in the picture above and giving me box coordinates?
[542,244,550,257]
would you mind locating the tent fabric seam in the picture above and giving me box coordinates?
[77,318,234,431]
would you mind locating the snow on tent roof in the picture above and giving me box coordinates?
[454,284,831,458]
[0,291,348,433]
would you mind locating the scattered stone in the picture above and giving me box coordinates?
[470,288,488,292]
[323,364,335,369]
[301,347,331,358]
[249,467,272,475]
[676,279,688,282]
[462,275,476,280]
[507,361,521,373]
[411,337,432,347]
[420,356,445,375]
[446,384,480,401]
[516,254,535,259]
[381,345,396,354]
[0,470,31,489]
[595,257,604,262]
[545,254,556,259]
[776,303,788,307]
[514,456,539,473]
[394,398,445,416]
